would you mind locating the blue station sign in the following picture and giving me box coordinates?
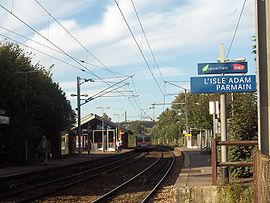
[190,75,256,93]
[198,62,248,75]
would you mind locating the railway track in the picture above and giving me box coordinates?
[92,149,175,203]
[40,150,162,202]
[0,151,146,203]
[1,147,175,203]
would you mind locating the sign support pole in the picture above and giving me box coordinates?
[220,43,229,183]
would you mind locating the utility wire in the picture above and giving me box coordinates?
[226,0,247,59]
[34,0,124,79]
[0,2,142,116]
[83,83,129,106]
[165,80,190,91]
[0,3,89,72]
[128,97,142,119]
[130,0,167,115]
[0,33,137,110]
[83,75,134,105]
[0,3,133,88]
[130,0,165,82]
[33,0,143,114]
[114,0,165,96]
[0,25,124,76]
[0,33,124,86]
[0,33,85,72]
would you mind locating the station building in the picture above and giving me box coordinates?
[70,114,132,153]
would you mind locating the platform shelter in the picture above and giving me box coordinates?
[72,114,132,152]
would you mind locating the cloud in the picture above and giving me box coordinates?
[133,66,186,80]
[0,0,256,120]
[0,0,92,32]
[14,0,254,76]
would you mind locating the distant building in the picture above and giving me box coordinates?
[72,114,132,152]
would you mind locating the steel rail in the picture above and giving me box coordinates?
[0,152,147,203]
[0,152,138,198]
[91,150,164,203]
[141,151,175,203]
[17,152,148,203]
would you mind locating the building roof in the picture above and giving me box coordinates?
[73,113,133,134]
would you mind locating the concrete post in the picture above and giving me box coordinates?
[219,44,229,182]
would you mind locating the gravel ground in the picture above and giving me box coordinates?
[36,149,184,203]
[151,148,184,203]
[40,151,162,203]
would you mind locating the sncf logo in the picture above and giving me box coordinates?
[233,63,245,70]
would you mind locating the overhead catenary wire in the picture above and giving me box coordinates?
[0,33,128,87]
[0,3,132,87]
[0,2,143,116]
[164,80,190,91]
[82,75,134,105]
[1,33,141,115]
[0,25,125,76]
[226,0,247,59]
[114,0,165,96]
[128,97,142,119]
[130,0,165,82]
[33,0,144,115]
[0,3,92,73]
[0,33,85,72]
[130,0,167,113]
[33,0,125,80]
[83,83,129,105]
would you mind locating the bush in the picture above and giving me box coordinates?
[217,182,254,203]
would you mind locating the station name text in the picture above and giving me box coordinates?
[203,77,253,91]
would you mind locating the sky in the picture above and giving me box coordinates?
[0,0,256,122]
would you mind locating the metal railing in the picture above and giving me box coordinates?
[211,138,258,185]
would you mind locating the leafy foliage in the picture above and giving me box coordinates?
[228,93,257,177]
[124,120,147,146]
[149,92,214,145]
[0,42,75,162]
[217,182,254,203]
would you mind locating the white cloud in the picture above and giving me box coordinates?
[0,0,92,32]
[0,0,256,120]
[17,0,254,75]
[134,66,186,81]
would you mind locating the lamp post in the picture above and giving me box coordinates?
[96,106,110,152]
[15,70,39,163]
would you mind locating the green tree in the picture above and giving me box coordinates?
[150,108,180,145]
[150,92,214,146]
[124,120,144,146]
[0,42,75,162]
[229,93,257,177]
[228,36,258,178]
[172,92,213,130]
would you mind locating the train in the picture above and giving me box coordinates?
[135,134,152,150]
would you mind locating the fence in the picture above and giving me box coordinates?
[211,138,258,185]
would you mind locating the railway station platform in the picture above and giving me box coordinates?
[0,149,133,178]
[173,147,217,203]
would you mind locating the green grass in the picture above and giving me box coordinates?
[217,182,254,203]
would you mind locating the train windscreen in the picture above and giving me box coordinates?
[144,136,151,142]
